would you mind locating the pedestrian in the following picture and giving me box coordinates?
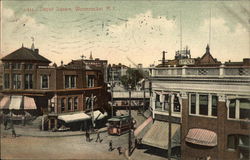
[4,117,8,130]
[117,146,122,155]
[109,140,113,151]
[95,130,101,143]
[12,127,16,138]
[86,130,90,142]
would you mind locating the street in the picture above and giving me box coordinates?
[1,132,127,160]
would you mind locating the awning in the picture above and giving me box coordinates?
[9,95,23,110]
[24,96,37,109]
[142,120,180,149]
[93,110,107,121]
[185,128,217,147]
[58,112,91,123]
[0,96,11,109]
[134,116,153,137]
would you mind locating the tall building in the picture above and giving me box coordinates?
[141,45,250,159]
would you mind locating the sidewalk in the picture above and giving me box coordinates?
[0,124,107,138]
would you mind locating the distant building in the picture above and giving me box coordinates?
[0,44,109,131]
[139,45,250,159]
[107,63,128,83]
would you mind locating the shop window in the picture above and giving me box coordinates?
[68,97,72,111]
[199,95,208,115]
[61,98,65,112]
[74,97,78,110]
[24,74,33,89]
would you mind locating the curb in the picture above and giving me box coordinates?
[1,128,107,138]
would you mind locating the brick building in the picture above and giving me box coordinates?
[141,45,250,159]
[0,44,109,130]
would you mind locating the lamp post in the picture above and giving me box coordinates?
[128,84,132,156]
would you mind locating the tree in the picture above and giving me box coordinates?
[120,68,144,90]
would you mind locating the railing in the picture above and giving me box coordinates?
[151,65,250,77]
[113,91,150,98]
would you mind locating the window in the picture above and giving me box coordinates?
[239,99,250,120]
[229,100,236,119]
[12,63,21,69]
[199,95,208,115]
[212,96,218,116]
[173,94,181,112]
[87,75,95,87]
[24,74,33,89]
[4,63,10,69]
[163,94,169,111]
[4,74,10,89]
[227,135,237,150]
[190,94,196,114]
[74,97,78,110]
[155,94,161,109]
[65,75,76,88]
[13,74,21,89]
[61,98,65,112]
[24,64,33,69]
[41,75,49,89]
[85,97,91,110]
[68,98,72,111]
[228,98,250,120]
[189,93,217,117]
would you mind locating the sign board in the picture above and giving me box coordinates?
[179,59,195,65]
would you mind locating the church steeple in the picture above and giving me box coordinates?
[89,51,93,60]
[206,44,210,54]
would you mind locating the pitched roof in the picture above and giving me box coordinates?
[1,47,51,63]
[196,45,221,66]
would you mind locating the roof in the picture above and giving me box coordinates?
[1,47,51,63]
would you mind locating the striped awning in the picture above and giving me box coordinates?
[24,96,37,109]
[134,116,153,137]
[58,112,91,123]
[9,95,23,110]
[142,120,180,149]
[185,128,217,147]
[0,96,11,109]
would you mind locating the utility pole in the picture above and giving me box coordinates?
[128,84,132,156]
[91,93,95,128]
[168,94,172,160]
[111,83,114,117]
[143,80,145,112]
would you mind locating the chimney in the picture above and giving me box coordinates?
[34,49,39,54]
[162,51,166,66]
[31,43,35,51]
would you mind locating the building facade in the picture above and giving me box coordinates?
[0,44,109,130]
[147,45,250,159]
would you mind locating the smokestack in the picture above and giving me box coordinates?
[162,51,166,66]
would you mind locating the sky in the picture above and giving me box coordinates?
[1,0,249,67]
